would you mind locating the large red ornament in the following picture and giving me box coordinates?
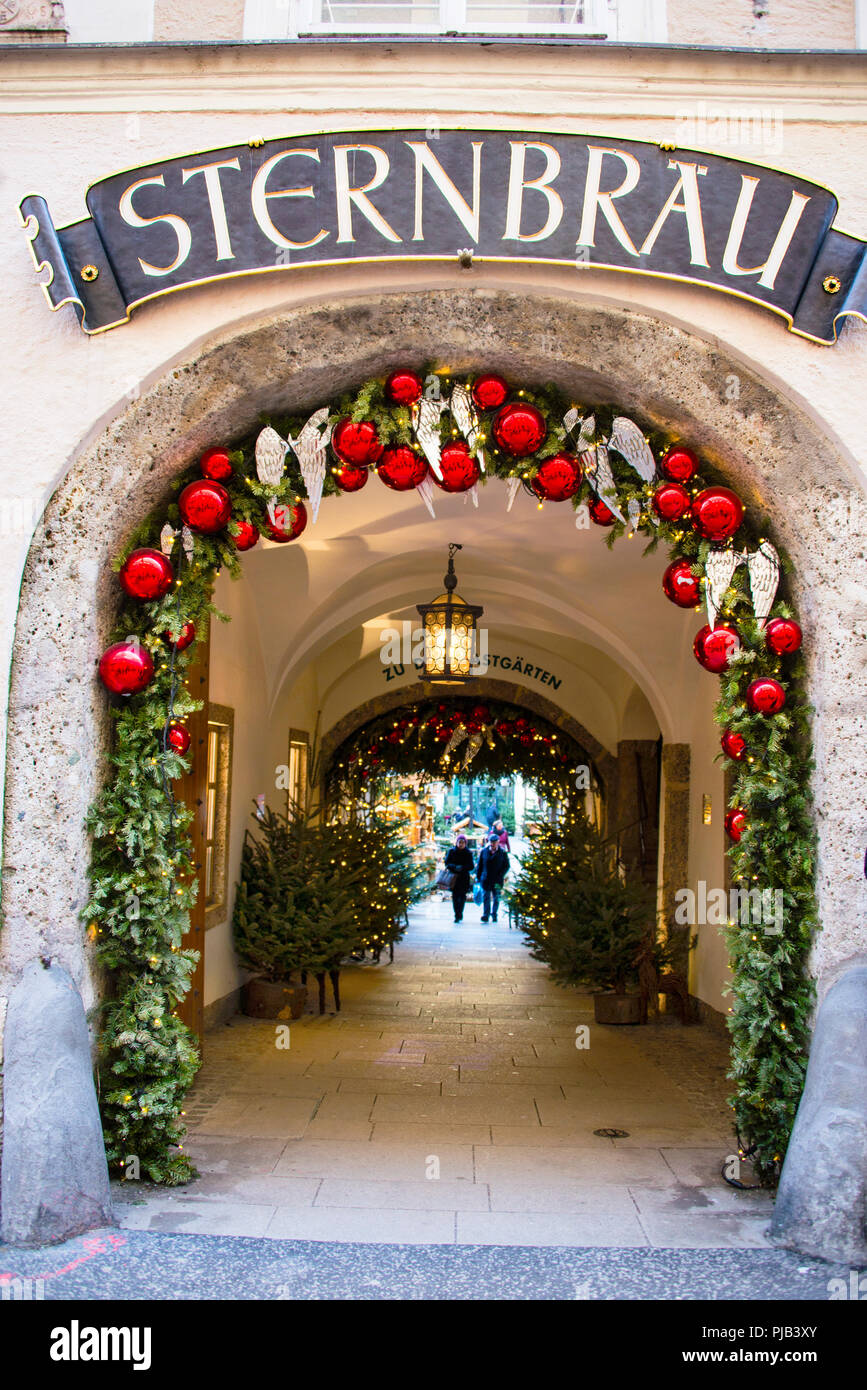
[472,374,509,412]
[385,369,424,405]
[652,482,691,521]
[179,480,231,534]
[332,419,383,467]
[588,498,616,526]
[200,447,233,482]
[662,558,701,608]
[265,501,307,543]
[163,620,195,651]
[333,462,369,493]
[721,730,746,761]
[691,487,744,541]
[434,442,480,493]
[747,677,786,715]
[119,548,174,601]
[693,622,741,673]
[660,446,699,483]
[724,808,748,842]
[99,641,154,696]
[493,402,547,457]
[233,519,260,551]
[531,453,583,502]
[377,446,428,491]
[766,618,802,654]
[166,723,191,755]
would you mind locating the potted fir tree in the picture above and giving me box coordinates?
[508,808,662,1024]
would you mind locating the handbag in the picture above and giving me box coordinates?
[435,868,456,890]
[473,883,484,906]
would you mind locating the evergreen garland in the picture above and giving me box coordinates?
[88,366,815,1185]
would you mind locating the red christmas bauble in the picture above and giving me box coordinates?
[493,402,547,457]
[519,731,534,746]
[434,442,480,493]
[662,559,701,608]
[332,418,384,467]
[377,446,428,491]
[265,501,307,543]
[747,677,786,715]
[652,482,691,521]
[766,618,802,654]
[660,446,699,483]
[531,453,583,502]
[385,369,424,405]
[179,480,231,534]
[515,717,528,730]
[167,723,191,755]
[588,498,616,526]
[386,729,402,744]
[472,374,509,412]
[471,704,490,723]
[119,548,174,601]
[200,447,233,482]
[721,730,747,761]
[724,808,748,842]
[691,487,744,542]
[693,622,741,673]
[333,462,369,493]
[495,720,512,736]
[435,726,451,741]
[99,641,154,696]
[163,620,195,651]
[233,519,260,551]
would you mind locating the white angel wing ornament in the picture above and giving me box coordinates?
[449,384,486,471]
[255,425,289,490]
[746,541,781,628]
[581,443,626,525]
[287,407,332,524]
[412,397,448,480]
[704,549,743,630]
[609,417,656,483]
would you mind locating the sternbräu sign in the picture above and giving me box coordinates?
[19,128,867,343]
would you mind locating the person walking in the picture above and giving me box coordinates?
[485,800,499,830]
[493,818,510,851]
[477,831,509,923]
[444,833,474,924]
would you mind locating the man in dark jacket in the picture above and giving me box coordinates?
[477,832,509,923]
[444,834,474,923]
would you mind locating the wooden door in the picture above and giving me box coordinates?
[175,622,210,1042]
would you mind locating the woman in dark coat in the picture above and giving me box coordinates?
[444,833,475,923]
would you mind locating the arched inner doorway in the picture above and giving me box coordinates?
[3,290,861,1239]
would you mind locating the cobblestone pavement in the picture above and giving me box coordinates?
[112,899,775,1249]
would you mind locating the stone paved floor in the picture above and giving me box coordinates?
[114,898,775,1247]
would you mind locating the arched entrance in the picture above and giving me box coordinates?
[2,289,865,1256]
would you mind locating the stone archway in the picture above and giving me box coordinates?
[2,287,865,1257]
[5,289,864,1010]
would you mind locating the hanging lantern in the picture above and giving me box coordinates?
[416,542,483,685]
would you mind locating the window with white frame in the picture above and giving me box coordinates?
[245,0,616,37]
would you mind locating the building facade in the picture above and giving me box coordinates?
[0,3,865,1261]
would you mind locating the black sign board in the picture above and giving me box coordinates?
[19,128,867,343]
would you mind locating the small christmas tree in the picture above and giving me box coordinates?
[233,803,364,1010]
[508,807,661,994]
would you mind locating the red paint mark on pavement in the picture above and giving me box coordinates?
[0,1231,127,1283]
